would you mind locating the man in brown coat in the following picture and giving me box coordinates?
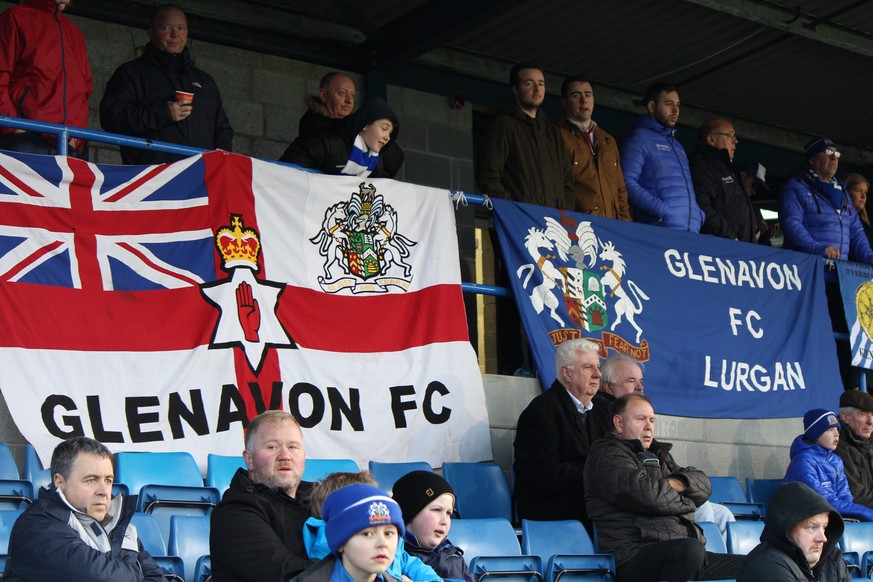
[554,75,631,220]
[476,62,574,210]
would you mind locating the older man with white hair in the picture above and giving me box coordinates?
[513,338,603,529]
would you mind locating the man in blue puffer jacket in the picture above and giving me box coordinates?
[780,137,873,268]
[784,408,873,522]
[620,82,704,232]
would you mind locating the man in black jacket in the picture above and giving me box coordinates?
[3,437,165,581]
[689,118,758,242]
[513,338,602,529]
[738,482,850,582]
[584,394,745,582]
[210,410,315,582]
[100,4,233,165]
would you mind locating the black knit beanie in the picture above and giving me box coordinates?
[392,470,455,524]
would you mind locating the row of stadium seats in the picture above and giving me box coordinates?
[5,443,872,581]
[708,475,784,519]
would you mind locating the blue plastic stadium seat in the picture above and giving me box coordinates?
[205,454,246,494]
[22,444,50,493]
[443,462,513,521]
[152,556,185,582]
[116,451,218,542]
[726,521,764,555]
[367,460,432,494]
[840,521,873,578]
[521,519,615,582]
[115,452,205,496]
[130,512,168,556]
[0,444,18,481]
[470,554,544,582]
[0,509,24,555]
[0,480,33,511]
[168,515,211,582]
[448,518,522,565]
[194,554,212,582]
[136,485,220,544]
[708,476,764,520]
[699,521,727,554]
[745,478,782,508]
[301,458,360,483]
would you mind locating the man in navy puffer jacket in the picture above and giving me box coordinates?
[779,137,873,268]
[620,83,703,232]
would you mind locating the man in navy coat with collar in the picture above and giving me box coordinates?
[513,338,603,529]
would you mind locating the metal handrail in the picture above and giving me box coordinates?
[0,117,865,387]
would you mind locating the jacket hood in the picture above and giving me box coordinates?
[789,434,824,459]
[762,481,843,564]
[26,0,62,12]
[631,114,676,137]
[345,97,399,142]
[304,95,331,118]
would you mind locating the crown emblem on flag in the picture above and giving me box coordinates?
[216,214,260,270]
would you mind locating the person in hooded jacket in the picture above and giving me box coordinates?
[100,4,233,165]
[0,0,92,156]
[281,97,402,178]
[784,408,873,522]
[738,481,850,582]
[3,437,165,582]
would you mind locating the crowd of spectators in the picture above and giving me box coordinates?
[2,2,870,272]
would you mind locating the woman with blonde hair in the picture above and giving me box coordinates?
[846,173,873,246]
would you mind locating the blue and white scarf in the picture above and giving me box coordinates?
[341,134,380,177]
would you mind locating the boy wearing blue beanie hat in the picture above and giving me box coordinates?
[291,484,405,582]
[784,408,873,522]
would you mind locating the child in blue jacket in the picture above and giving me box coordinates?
[302,471,440,582]
[784,408,873,521]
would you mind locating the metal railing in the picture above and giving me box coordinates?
[1,117,864,388]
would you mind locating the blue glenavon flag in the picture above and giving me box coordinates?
[492,198,842,419]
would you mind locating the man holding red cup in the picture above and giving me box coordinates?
[100,4,233,165]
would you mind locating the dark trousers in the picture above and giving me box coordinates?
[0,131,88,159]
[617,539,745,582]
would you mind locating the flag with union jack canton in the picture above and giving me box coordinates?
[0,150,491,469]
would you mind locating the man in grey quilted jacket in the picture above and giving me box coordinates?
[583,394,745,582]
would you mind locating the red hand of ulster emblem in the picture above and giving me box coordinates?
[235,281,261,342]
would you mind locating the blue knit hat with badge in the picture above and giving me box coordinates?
[323,483,406,554]
[803,408,839,442]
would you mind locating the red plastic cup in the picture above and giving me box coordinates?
[175,91,194,102]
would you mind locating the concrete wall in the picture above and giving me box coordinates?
[483,374,796,481]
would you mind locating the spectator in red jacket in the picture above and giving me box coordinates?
[0,0,92,156]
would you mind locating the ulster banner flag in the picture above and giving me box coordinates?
[0,150,491,467]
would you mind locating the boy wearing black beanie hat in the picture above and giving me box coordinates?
[392,471,474,582]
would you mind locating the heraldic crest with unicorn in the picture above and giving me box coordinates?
[516,215,651,361]
[311,182,418,294]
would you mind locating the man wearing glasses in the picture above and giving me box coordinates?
[779,136,873,265]
[689,118,758,242]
